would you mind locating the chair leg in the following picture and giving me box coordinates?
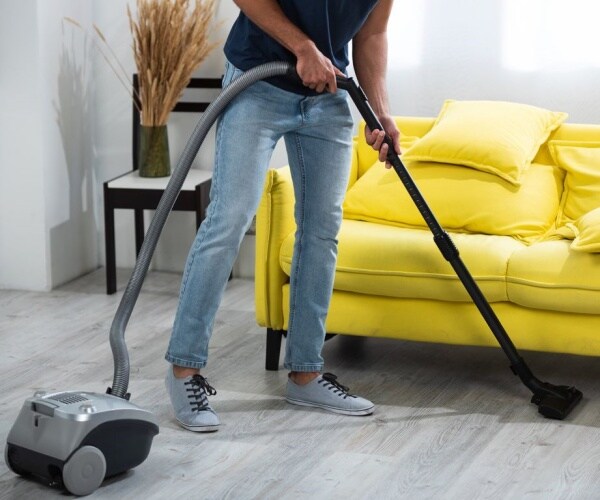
[134,208,145,257]
[104,183,117,295]
[266,328,285,371]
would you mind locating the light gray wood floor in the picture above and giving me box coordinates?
[1,269,600,499]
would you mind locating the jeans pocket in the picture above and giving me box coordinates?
[222,60,243,88]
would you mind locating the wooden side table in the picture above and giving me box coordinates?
[103,169,212,294]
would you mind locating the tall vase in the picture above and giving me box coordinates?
[138,125,171,177]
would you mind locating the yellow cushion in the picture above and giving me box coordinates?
[279,219,525,303]
[569,207,600,253]
[342,159,564,243]
[402,100,568,185]
[548,141,600,227]
[506,240,600,314]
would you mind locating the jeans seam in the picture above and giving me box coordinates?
[286,132,306,366]
[182,118,223,295]
[168,116,224,352]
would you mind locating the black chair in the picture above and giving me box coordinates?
[103,75,221,294]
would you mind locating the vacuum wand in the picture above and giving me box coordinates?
[334,74,582,420]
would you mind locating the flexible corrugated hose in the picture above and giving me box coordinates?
[109,61,295,399]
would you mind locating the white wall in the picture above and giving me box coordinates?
[0,0,95,291]
[3,0,600,290]
[0,2,46,290]
[41,1,98,289]
[382,0,600,122]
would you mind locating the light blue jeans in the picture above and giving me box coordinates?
[165,61,354,372]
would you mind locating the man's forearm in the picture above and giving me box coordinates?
[353,7,400,164]
[353,32,391,118]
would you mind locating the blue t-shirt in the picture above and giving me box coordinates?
[224,0,380,95]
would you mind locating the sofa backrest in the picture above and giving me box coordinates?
[535,123,600,164]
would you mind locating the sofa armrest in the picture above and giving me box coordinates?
[255,166,295,329]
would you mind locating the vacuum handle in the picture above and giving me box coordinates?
[335,75,382,130]
[335,76,397,160]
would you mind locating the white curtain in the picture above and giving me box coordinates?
[382,0,600,123]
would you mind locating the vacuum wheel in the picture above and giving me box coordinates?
[4,444,29,477]
[62,446,106,496]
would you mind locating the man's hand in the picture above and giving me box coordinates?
[296,41,343,94]
[365,115,401,168]
[234,0,342,94]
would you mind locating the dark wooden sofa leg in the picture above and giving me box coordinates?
[266,328,286,371]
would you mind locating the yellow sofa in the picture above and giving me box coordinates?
[255,114,600,370]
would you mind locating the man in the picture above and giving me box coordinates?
[165,0,400,432]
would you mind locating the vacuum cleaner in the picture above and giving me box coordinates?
[5,61,582,496]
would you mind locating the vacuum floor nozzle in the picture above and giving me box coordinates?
[531,385,583,420]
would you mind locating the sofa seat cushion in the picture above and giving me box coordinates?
[506,240,600,314]
[279,220,525,302]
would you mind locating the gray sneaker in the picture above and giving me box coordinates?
[286,372,374,416]
[165,368,220,432]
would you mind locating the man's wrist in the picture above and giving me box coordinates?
[292,38,318,59]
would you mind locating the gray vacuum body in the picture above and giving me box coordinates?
[5,390,159,496]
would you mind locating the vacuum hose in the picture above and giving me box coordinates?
[109,61,295,398]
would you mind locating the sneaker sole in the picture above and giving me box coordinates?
[286,397,374,416]
[175,418,220,433]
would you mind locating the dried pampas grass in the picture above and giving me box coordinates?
[128,0,218,126]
